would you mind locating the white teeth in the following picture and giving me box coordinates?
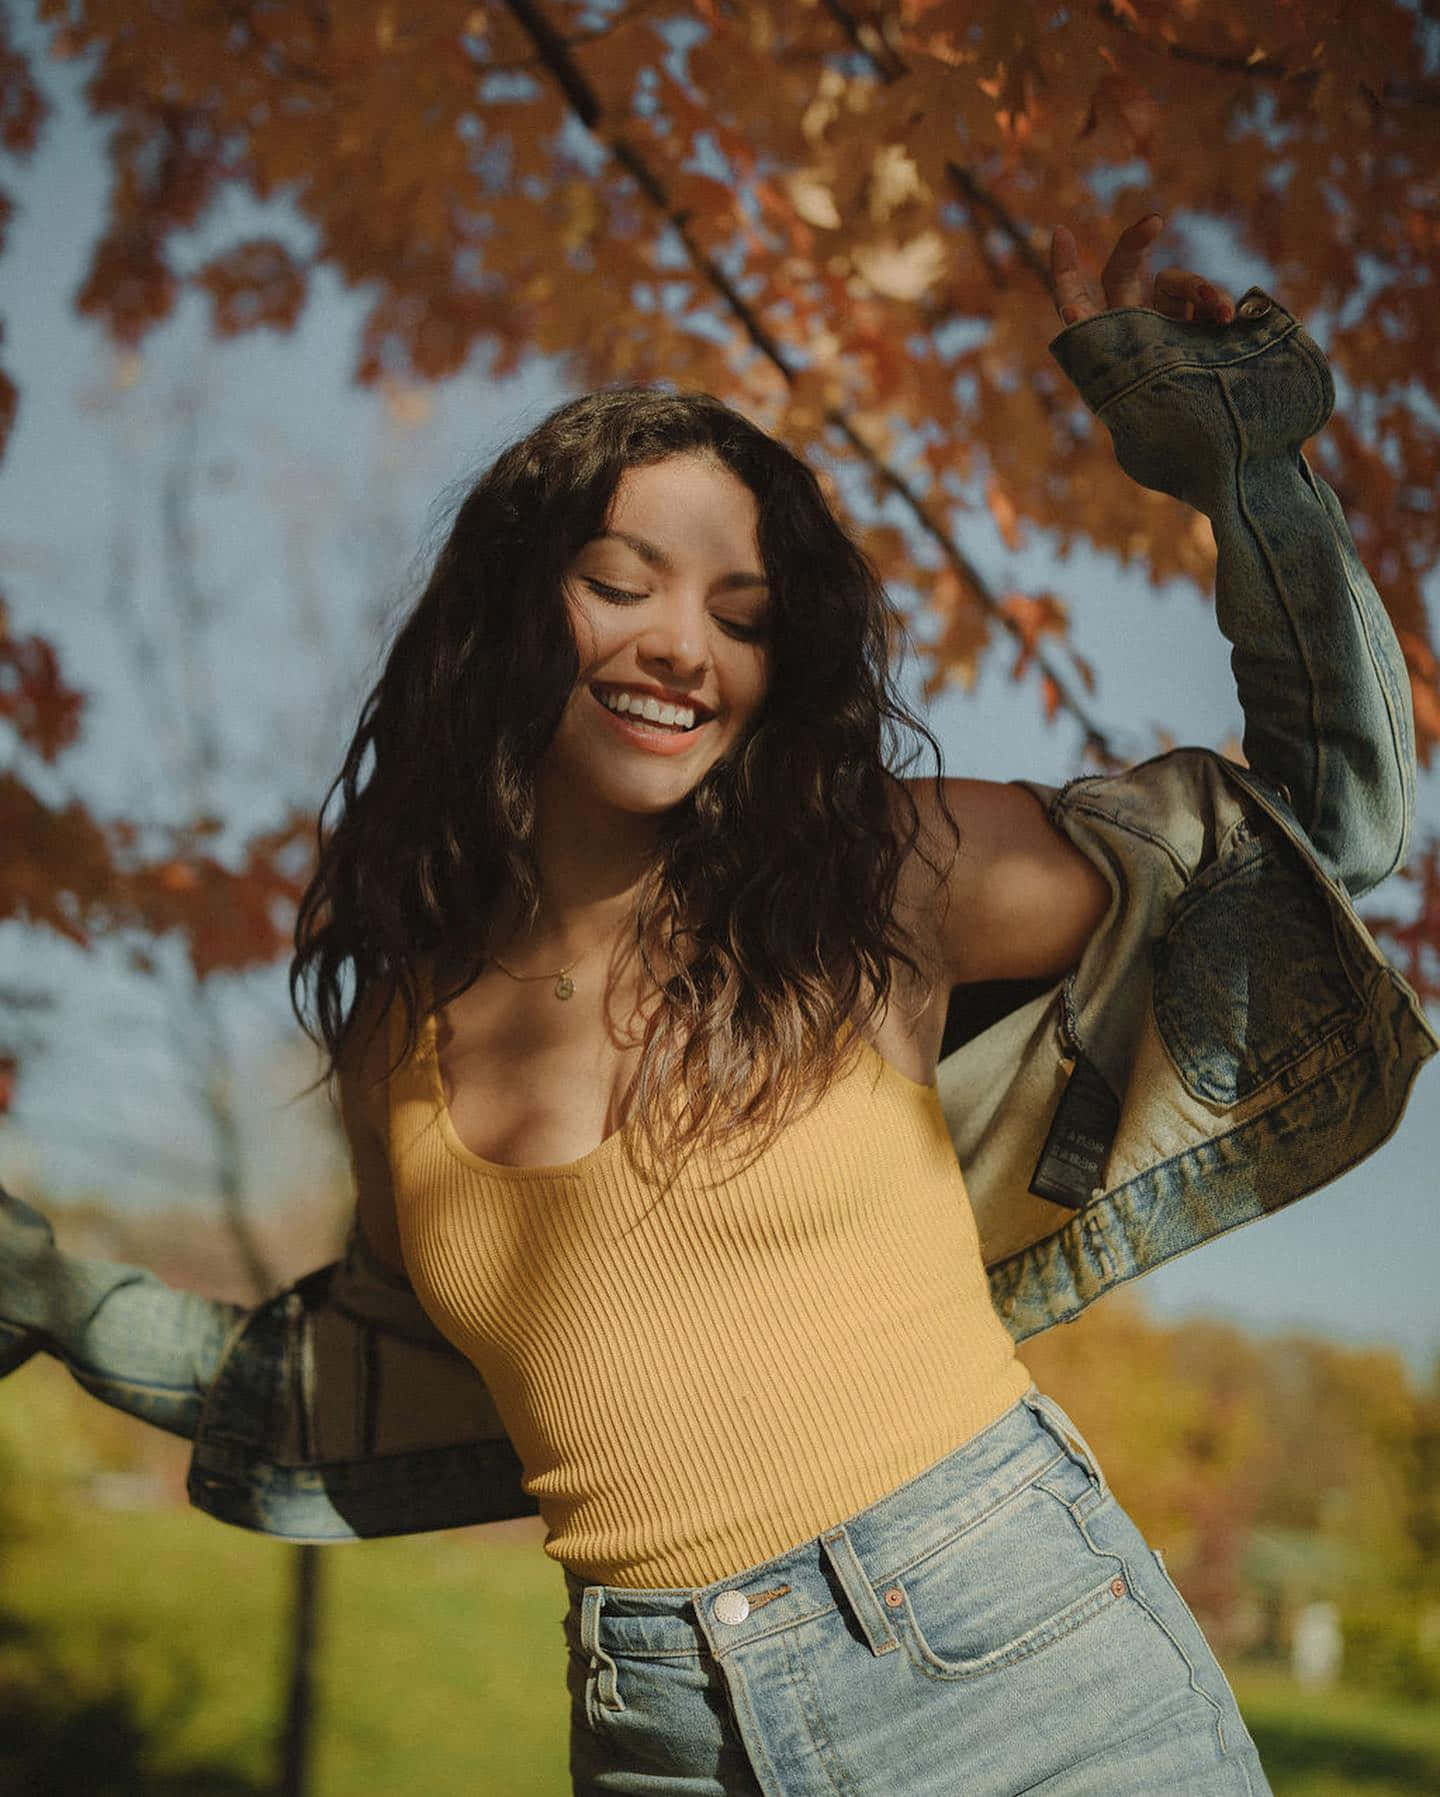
[597,688,698,731]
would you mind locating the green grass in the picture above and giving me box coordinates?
[2,1508,573,1796]
[1230,1667,1440,1797]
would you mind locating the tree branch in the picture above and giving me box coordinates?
[502,0,1123,764]
[813,0,1117,757]
[1094,0,1440,110]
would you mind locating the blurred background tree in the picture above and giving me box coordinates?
[3,0,1439,1008]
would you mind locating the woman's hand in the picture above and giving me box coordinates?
[1050,216,1235,328]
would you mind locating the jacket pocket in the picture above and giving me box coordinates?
[1152,827,1362,1106]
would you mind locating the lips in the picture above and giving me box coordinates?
[589,683,714,723]
[590,685,710,755]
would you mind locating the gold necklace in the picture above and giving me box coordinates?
[488,939,601,1001]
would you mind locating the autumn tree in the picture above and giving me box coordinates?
[1,0,1437,1009]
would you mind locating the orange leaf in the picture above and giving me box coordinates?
[193,237,308,337]
[0,626,85,761]
[986,478,1022,551]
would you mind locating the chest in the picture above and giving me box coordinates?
[432,941,949,1172]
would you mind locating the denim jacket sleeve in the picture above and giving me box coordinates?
[0,1186,244,1437]
[1050,289,1414,897]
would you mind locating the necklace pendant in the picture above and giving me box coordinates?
[554,972,575,1001]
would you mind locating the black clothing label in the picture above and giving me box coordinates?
[1028,1052,1120,1210]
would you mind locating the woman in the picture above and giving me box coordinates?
[2,218,1434,1794]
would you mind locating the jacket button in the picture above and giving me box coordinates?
[713,1589,750,1625]
[1237,295,1272,320]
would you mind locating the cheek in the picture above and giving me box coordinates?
[563,590,604,661]
[742,652,773,715]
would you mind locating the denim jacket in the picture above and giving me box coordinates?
[3,291,1435,1541]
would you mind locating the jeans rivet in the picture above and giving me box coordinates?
[1111,1576,1127,1598]
[883,1586,905,1609]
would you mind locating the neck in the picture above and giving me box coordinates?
[491,793,663,969]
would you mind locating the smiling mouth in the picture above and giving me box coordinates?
[590,686,710,735]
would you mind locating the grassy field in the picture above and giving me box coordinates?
[4,1505,1440,1796]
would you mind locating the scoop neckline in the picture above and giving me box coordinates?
[415,997,937,1180]
[417,1006,629,1179]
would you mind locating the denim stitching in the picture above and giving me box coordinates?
[1217,370,1325,836]
[780,1622,860,1796]
[1072,1515,1230,1757]
[716,1653,790,1797]
[867,1449,1067,1588]
[1089,319,1304,416]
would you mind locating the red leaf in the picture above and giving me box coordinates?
[193,237,308,338]
[0,624,86,761]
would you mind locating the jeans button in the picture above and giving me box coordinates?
[713,1589,750,1625]
[1237,295,1272,320]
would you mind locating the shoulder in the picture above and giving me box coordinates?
[892,775,1110,986]
[336,981,397,1119]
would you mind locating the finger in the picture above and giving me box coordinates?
[1100,213,1165,310]
[1153,267,1235,324]
[1050,226,1099,326]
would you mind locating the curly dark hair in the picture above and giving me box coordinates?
[289,386,960,1186]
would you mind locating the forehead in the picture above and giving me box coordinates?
[601,454,762,560]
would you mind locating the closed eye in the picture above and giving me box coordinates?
[584,578,768,643]
[585,578,646,603]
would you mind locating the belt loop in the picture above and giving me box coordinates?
[579,1586,624,1719]
[819,1525,900,1657]
[1025,1387,1110,1498]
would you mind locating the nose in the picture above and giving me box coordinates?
[637,592,710,677]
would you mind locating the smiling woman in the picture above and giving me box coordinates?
[5,221,1434,1797]
[290,386,967,1191]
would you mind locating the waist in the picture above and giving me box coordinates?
[562,1385,1097,1648]
[539,1343,1032,1587]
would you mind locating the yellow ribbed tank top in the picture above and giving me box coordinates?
[387,1001,1031,1588]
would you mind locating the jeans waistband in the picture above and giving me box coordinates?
[563,1386,1107,1664]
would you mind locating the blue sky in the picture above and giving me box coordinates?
[1,40,1437,1378]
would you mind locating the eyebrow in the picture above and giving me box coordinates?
[595,530,769,592]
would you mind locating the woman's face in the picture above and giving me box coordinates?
[544,452,773,816]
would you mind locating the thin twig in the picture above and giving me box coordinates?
[1094,0,1440,109]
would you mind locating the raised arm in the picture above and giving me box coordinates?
[1050,217,1414,897]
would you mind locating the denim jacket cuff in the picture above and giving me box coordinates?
[1046,289,1413,897]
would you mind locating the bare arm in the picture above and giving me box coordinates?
[902,777,1109,987]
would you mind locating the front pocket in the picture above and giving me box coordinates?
[888,1463,1126,1681]
[897,1570,1129,1679]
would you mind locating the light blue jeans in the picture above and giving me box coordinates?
[563,1387,1271,1795]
